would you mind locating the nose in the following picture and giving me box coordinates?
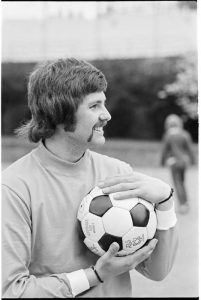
[99,106,111,122]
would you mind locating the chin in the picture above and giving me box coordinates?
[91,136,106,146]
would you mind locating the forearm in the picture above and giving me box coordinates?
[3,268,101,298]
[2,186,92,298]
[136,198,178,280]
[136,225,178,281]
[3,273,73,298]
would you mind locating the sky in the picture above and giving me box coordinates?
[1,1,177,20]
[1,1,137,20]
[1,1,99,20]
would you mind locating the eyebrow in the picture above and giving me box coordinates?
[89,99,107,105]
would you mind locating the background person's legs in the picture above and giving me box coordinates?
[171,165,189,213]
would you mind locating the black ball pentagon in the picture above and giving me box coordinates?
[89,195,113,217]
[99,233,123,252]
[130,203,150,227]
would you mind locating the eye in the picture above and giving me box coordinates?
[90,104,99,109]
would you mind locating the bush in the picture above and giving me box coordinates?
[1,57,198,141]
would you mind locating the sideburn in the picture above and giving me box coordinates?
[87,130,94,142]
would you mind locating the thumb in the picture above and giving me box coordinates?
[106,242,120,258]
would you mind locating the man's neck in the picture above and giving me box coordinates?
[44,134,87,163]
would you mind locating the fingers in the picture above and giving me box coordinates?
[104,242,120,259]
[143,238,158,253]
[112,189,140,200]
[131,239,158,266]
[98,174,134,188]
[96,239,158,279]
[101,183,139,196]
[98,173,146,196]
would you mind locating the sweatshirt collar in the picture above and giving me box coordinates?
[32,141,90,175]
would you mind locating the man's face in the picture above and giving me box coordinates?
[67,91,111,147]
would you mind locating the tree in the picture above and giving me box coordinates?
[177,1,197,10]
[158,54,198,120]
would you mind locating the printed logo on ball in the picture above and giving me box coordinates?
[82,213,105,241]
[84,219,96,236]
[125,234,145,248]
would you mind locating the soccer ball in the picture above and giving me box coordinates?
[77,187,157,257]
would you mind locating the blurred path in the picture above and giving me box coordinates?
[130,167,198,297]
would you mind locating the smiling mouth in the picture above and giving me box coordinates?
[93,126,104,133]
[87,122,107,142]
[93,121,107,133]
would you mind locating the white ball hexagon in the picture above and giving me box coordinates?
[89,186,104,198]
[81,213,105,242]
[84,237,106,257]
[138,198,154,212]
[77,194,92,221]
[110,196,139,211]
[102,207,133,237]
[122,226,148,253]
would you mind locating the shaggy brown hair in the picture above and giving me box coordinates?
[16,58,107,143]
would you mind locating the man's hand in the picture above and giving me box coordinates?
[98,172,171,204]
[95,239,158,281]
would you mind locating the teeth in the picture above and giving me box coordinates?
[94,127,103,132]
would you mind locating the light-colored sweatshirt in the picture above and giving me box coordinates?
[2,142,178,298]
[161,127,195,167]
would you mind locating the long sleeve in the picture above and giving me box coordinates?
[135,225,178,281]
[2,185,73,298]
[2,145,135,298]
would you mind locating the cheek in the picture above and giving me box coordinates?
[75,111,97,134]
[76,120,93,136]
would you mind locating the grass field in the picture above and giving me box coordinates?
[1,136,199,297]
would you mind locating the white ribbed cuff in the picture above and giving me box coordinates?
[66,269,90,297]
[155,202,177,230]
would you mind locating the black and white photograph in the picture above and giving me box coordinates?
[1,1,199,298]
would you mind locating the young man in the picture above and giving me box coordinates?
[161,114,195,214]
[2,58,178,298]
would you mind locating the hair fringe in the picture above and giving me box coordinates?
[15,119,50,143]
[14,120,33,140]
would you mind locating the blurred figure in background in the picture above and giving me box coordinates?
[161,114,195,214]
